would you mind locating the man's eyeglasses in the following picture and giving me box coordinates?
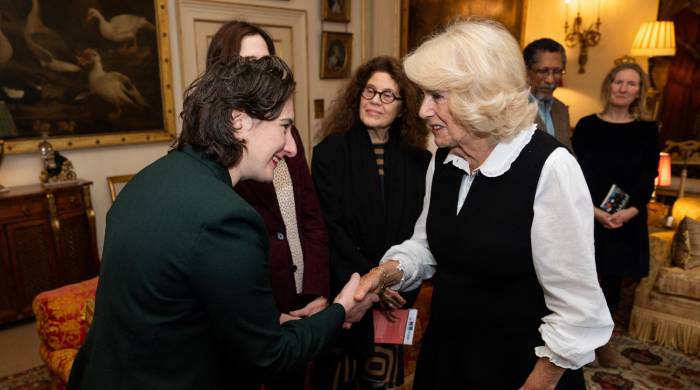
[532,68,566,78]
[361,86,402,104]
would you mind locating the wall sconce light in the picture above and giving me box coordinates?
[564,0,602,74]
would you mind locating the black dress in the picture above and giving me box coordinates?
[572,114,659,280]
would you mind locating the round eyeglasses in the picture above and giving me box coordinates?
[532,68,567,78]
[361,86,402,104]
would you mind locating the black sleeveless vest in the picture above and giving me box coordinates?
[419,130,563,388]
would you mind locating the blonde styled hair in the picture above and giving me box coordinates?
[403,19,537,141]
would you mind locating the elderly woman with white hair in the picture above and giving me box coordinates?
[355,19,614,389]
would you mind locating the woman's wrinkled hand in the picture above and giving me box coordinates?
[377,289,407,322]
[379,289,406,310]
[354,268,385,301]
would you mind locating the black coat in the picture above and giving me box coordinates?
[312,122,430,355]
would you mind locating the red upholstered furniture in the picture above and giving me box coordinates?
[32,277,98,389]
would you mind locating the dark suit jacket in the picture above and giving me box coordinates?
[67,145,344,390]
[534,96,571,149]
[235,126,329,313]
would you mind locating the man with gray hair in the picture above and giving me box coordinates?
[523,38,571,148]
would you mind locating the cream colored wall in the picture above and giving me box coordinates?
[523,0,660,126]
[0,0,376,257]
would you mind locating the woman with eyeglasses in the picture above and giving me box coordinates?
[572,62,659,368]
[312,56,430,389]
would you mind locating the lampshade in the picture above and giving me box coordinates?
[630,21,676,57]
[656,152,672,187]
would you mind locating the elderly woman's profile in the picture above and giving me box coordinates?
[354,19,614,389]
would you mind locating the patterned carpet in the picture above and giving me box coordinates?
[583,335,700,390]
[0,365,49,390]
[1,335,698,389]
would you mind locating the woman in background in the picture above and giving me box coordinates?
[572,62,659,368]
[206,21,330,389]
[312,56,430,389]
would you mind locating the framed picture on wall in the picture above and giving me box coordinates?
[320,31,352,79]
[322,0,351,23]
[400,0,527,55]
[0,0,176,154]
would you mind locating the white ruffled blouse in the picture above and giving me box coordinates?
[380,125,614,369]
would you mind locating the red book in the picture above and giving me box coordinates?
[373,308,418,345]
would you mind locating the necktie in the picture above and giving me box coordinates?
[273,159,304,293]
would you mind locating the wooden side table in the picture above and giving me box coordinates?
[0,180,99,325]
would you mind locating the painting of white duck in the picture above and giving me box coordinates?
[0,0,168,144]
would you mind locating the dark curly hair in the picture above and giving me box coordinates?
[318,56,428,149]
[176,56,295,168]
[205,20,275,69]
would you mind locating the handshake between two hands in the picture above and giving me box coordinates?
[334,264,407,329]
[279,263,407,329]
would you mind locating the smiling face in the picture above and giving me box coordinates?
[607,68,641,110]
[419,90,493,167]
[234,98,297,182]
[239,34,270,58]
[359,71,402,132]
[418,90,459,149]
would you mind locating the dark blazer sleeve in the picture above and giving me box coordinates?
[187,208,344,378]
[288,127,330,299]
[312,138,372,283]
[628,122,660,211]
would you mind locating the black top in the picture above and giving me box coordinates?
[67,146,345,390]
[572,114,659,278]
[414,131,563,389]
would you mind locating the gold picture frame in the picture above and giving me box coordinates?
[400,0,528,56]
[320,31,352,79]
[0,0,176,154]
[322,0,351,23]
[107,174,135,203]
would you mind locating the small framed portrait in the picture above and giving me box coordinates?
[320,32,352,79]
[322,0,351,23]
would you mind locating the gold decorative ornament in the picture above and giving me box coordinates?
[38,133,77,185]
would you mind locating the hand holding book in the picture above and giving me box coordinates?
[600,184,630,213]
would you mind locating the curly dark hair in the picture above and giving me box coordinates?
[176,56,295,168]
[319,56,428,149]
[205,20,275,69]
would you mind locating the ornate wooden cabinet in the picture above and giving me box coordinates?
[0,180,99,324]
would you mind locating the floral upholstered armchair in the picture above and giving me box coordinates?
[630,197,700,355]
[32,277,98,389]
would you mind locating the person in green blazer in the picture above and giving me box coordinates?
[67,56,377,390]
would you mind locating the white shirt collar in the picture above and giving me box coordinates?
[443,124,536,177]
